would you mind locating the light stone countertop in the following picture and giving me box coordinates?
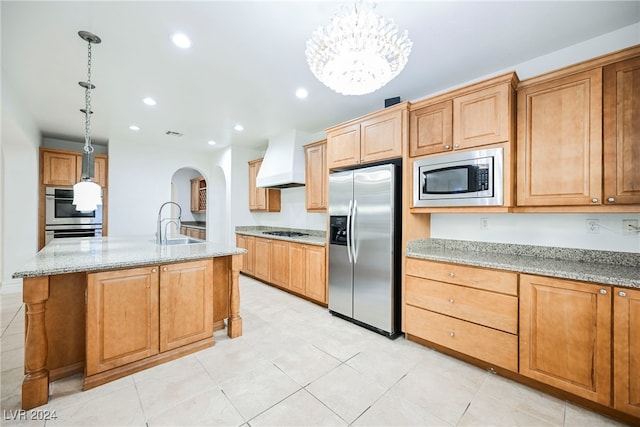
[12,235,246,279]
[406,239,640,288]
[235,226,326,246]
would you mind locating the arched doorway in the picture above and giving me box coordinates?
[171,168,207,239]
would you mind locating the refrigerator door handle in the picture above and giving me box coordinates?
[351,200,358,263]
[346,199,353,264]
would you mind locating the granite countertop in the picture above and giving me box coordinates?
[406,239,640,288]
[235,226,326,246]
[13,235,246,279]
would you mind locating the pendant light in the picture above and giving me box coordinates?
[73,30,103,212]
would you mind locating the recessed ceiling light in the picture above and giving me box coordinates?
[295,88,308,99]
[208,140,217,146]
[234,124,244,132]
[129,125,140,131]
[142,97,157,106]
[171,32,191,49]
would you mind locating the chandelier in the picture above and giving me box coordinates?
[73,30,103,212]
[305,1,412,96]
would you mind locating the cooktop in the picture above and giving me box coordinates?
[262,231,310,237]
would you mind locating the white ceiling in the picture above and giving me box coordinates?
[2,1,639,152]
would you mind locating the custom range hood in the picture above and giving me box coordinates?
[256,130,311,188]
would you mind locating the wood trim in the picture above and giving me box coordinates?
[325,101,409,133]
[22,276,50,410]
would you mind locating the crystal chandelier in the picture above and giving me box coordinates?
[73,31,103,212]
[305,1,412,96]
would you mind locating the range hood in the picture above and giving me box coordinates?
[256,130,311,188]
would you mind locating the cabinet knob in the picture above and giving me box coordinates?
[607,197,615,203]
[619,291,627,297]
[151,268,157,273]
[163,267,168,272]
[449,331,455,337]
[454,144,459,149]
[449,272,455,277]
[449,298,454,304]
[591,198,599,203]
[599,289,608,295]
[444,145,451,150]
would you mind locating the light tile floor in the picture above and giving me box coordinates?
[0,275,631,426]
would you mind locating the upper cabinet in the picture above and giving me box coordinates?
[517,45,640,209]
[409,73,517,157]
[190,176,206,213]
[304,140,327,212]
[603,55,640,205]
[326,102,408,169]
[42,147,108,188]
[248,158,281,212]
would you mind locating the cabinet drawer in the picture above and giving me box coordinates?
[406,276,518,334]
[405,305,518,371]
[406,258,518,296]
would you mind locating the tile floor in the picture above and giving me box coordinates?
[0,275,631,426]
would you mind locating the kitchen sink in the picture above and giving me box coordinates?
[159,237,205,245]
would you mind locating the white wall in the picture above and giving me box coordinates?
[424,23,640,253]
[1,71,40,292]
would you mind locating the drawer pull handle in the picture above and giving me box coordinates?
[449,331,455,337]
[599,289,608,295]
[449,298,454,304]
[618,291,627,297]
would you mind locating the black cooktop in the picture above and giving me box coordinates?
[262,231,310,237]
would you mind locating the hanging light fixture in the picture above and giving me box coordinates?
[305,0,412,96]
[73,30,103,212]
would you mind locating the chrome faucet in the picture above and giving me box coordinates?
[156,201,182,244]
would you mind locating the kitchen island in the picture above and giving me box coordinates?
[12,236,246,410]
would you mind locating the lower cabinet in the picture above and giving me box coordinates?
[254,238,271,282]
[613,287,640,417]
[289,242,327,304]
[236,234,255,275]
[86,260,214,376]
[519,274,612,405]
[404,258,518,371]
[270,240,290,288]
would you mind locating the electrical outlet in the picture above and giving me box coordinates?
[586,219,600,234]
[622,219,638,235]
[480,217,489,230]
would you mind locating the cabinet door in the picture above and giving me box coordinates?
[517,69,602,206]
[305,245,326,303]
[613,287,640,417]
[327,123,360,169]
[254,238,271,282]
[409,100,453,156]
[159,260,214,352]
[269,240,290,288]
[42,151,77,186]
[454,82,511,150]
[249,160,266,210]
[603,56,640,205]
[190,178,200,212]
[86,267,159,375]
[76,154,107,188]
[305,141,327,211]
[360,110,403,163]
[288,243,306,294]
[519,274,611,405]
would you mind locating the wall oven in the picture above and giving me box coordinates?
[413,147,504,207]
[45,187,103,245]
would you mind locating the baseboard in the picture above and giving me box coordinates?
[0,278,23,295]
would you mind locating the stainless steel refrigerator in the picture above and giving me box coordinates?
[328,163,401,337]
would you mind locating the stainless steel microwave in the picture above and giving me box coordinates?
[413,147,504,207]
[45,187,103,226]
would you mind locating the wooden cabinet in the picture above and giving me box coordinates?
[236,234,255,275]
[87,261,216,376]
[248,159,281,212]
[327,102,407,169]
[304,140,327,212]
[289,242,326,304]
[517,69,603,206]
[409,73,517,157]
[181,225,206,240]
[613,287,640,417]
[519,274,611,405]
[603,56,640,205]
[42,148,108,187]
[254,237,271,281]
[159,260,213,352]
[190,176,207,212]
[86,266,160,376]
[404,258,518,371]
[269,239,290,288]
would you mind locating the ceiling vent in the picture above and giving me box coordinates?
[165,130,183,137]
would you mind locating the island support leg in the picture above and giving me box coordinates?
[227,254,243,338]
[22,276,50,410]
